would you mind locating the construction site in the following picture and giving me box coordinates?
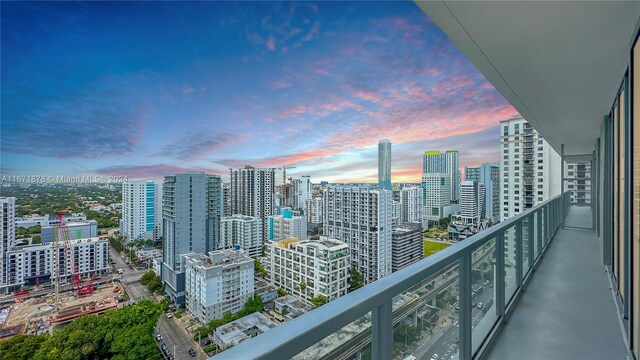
[0,283,120,338]
[0,213,119,340]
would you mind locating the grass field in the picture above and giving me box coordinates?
[424,228,448,239]
[423,240,451,257]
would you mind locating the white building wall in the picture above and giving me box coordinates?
[219,215,263,258]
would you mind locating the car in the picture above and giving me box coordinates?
[431,354,439,360]
[477,302,483,310]
[201,339,212,346]
[156,333,162,341]
[13,290,28,296]
[188,348,196,357]
[165,312,173,318]
[117,269,124,274]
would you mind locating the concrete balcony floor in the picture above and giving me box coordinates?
[487,206,628,359]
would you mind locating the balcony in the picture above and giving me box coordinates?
[213,194,628,360]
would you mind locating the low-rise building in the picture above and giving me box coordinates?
[265,237,349,303]
[213,312,277,349]
[274,294,313,320]
[183,248,254,324]
[391,223,424,272]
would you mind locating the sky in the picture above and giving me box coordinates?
[1,1,518,184]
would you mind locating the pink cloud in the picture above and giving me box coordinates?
[266,34,276,51]
[182,86,195,95]
[271,79,293,89]
[94,164,225,181]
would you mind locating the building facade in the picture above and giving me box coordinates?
[41,220,98,243]
[465,163,500,223]
[460,181,486,224]
[290,176,311,211]
[1,197,16,287]
[378,139,392,191]
[422,173,452,222]
[220,215,263,258]
[399,186,423,223]
[423,150,460,201]
[391,223,423,272]
[323,186,392,284]
[268,211,307,242]
[230,166,276,242]
[161,172,222,303]
[121,181,162,242]
[499,118,561,221]
[184,248,254,324]
[265,237,349,303]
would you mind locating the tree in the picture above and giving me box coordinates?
[254,259,268,278]
[277,288,288,296]
[32,235,42,244]
[139,271,162,293]
[348,268,363,292]
[310,295,328,307]
[300,282,306,291]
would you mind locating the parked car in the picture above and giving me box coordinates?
[201,339,212,346]
[188,348,196,357]
[156,333,162,341]
[13,290,28,296]
[165,312,173,318]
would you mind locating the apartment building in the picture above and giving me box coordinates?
[219,215,263,258]
[465,163,500,222]
[391,223,423,272]
[268,211,307,241]
[121,181,162,242]
[161,172,221,304]
[265,237,349,303]
[565,162,592,205]
[323,186,392,284]
[1,197,16,287]
[500,118,561,221]
[290,176,312,211]
[230,166,276,242]
[422,173,455,223]
[41,220,98,244]
[423,150,460,201]
[459,181,486,225]
[183,248,254,324]
[398,186,423,224]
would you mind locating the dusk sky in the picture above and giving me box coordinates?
[1,1,518,184]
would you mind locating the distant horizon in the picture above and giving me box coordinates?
[1,2,518,183]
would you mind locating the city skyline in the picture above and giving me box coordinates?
[1,1,518,183]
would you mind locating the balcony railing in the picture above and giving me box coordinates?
[214,193,570,360]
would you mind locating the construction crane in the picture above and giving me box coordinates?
[53,212,94,310]
[276,164,297,185]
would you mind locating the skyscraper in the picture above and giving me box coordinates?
[1,197,16,286]
[230,166,276,242]
[460,181,486,224]
[423,150,460,201]
[161,172,221,303]
[323,185,392,284]
[465,163,500,222]
[422,173,452,223]
[500,118,560,221]
[290,176,311,211]
[398,186,423,223]
[121,181,162,242]
[378,139,392,191]
[219,215,263,258]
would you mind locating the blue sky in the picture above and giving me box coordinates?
[1,1,517,183]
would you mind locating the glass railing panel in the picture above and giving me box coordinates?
[391,263,460,360]
[504,226,517,303]
[533,211,540,259]
[471,237,497,355]
[291,312,371,360]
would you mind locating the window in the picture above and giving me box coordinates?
[503,125,508,136]
[515,160,520,164]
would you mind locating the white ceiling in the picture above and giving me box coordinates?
[417,1,640,156]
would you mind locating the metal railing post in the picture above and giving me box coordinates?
[371,300,392,360]
[496,231,505,318]
[560,144,565,228]
[515,222,523,287]
[459,253,472,360]
[537,210,543,257]
[528,214,535,270]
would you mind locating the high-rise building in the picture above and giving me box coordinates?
[323,186,392,284]
[161,172,221,303]
[391,223,423,272]
[291,176,311,211]
[500,118,560,221]
[423,150,460,201]
[565,162,592,205]
[308,196,323,225]
[222,182,232,217]
[121,181,162,242]
[422,173,453,223]
[465,163,500,223]
[399,186,423,224]
[230,166,276,242]
[268,211,307,241]
[265,237,349,303]
[460,181,486,224]
[220,215,263,258]
[378,139,392,191]
[183,248,254,324]
[1,197,16,287]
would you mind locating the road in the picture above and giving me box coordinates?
[109,247,147,301]
[157,316,205,360]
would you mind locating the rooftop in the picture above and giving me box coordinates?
[215,312,277,347]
